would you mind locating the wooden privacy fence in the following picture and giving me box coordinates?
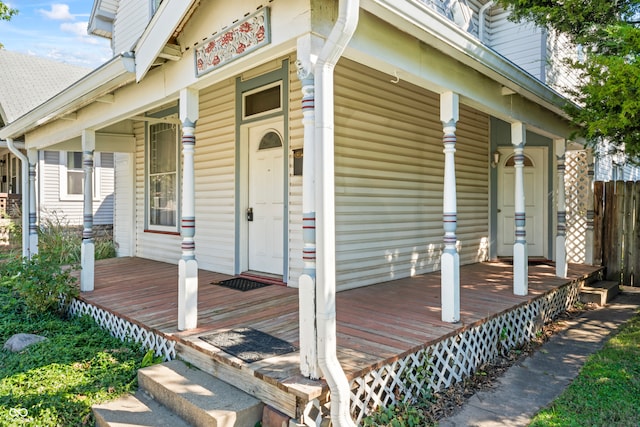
[593,181,640,286]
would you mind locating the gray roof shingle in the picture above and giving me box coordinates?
[0,50,90,125]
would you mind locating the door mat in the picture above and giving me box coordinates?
[199,327,297,363]
[213,277,271,292]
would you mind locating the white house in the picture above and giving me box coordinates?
[0,0,606,424]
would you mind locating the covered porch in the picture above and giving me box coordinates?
[73,256,601,423]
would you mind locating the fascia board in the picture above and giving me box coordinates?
[0,53,135,141]
[364,0,571,118]
[134,0,197,82]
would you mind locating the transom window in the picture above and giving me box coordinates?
[242,81,282,119]
[148,122,178,230]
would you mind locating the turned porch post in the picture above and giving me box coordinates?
[440,92,460,323]
[584,150,595,264]
[178,88,199,331]
[555,139,568,278]
[81,130,95,292]
[511,122,528,295]
[27,149,38,257]
[296,45,320,378]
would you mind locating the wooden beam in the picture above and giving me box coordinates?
[158,44,182,61]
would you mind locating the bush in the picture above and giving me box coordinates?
[0,254,79,316]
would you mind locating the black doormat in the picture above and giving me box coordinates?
[214,277,271,292]
[199,327,297,363]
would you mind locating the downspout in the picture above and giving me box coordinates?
[478,0,494,44]
[314,0,358,426]
[5,138,29,258]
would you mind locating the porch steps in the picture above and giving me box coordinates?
[580,280,620,306]
[93,360,264,427]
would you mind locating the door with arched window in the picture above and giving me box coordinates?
[247,118,284,275]
[496,147,547,257]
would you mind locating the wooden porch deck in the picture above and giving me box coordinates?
[78,257,601,418]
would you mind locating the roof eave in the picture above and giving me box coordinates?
[364,0,573,119]
[0,52,136,140]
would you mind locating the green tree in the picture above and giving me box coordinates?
[497,0,640,160]
[0,1,16,21]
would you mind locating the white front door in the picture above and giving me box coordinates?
[247,119,284,275]
[497,147,547,257]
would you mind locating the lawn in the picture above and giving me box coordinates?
[0,268,148,426]
[530,312,640,426]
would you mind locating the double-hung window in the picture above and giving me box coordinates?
[59,151,101,200]
[148,122,178,231]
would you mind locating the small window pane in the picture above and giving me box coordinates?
[67,171,83,195]
[505,154,534,167]
[150,173,176,226]
[259,131,283,150]
[67,152,83,170]
[245,85,281,117]
[150,124,177,174]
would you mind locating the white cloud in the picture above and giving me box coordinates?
[38,4,74,21]
[60,22,87,37]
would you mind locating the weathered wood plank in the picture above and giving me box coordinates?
[633,182,640,287]
[593,181,604,266]
[623,181,635,285]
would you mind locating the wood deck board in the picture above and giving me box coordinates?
[79,257,601,407]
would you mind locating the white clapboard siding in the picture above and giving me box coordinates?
[113,0,150,55]
[333,59,489,291]
[40,151,114,226]
[545,30,580,100]
[134,121,182,264]
[488,8,545,81]
[287,56,304,287]
[114,152,135,257]
[193,79,237,275]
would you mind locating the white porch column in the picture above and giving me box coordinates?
[584,150,595,264]
[554,139,567,278]
[440,92,460,323]
[27,149,38,257]
[296,44,320,378]
[511,122,528,295]
[81,130,95,292]
[178,87,199,331]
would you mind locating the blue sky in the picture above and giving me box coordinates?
[0,1,112,69]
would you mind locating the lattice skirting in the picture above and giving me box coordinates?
[67,299,176,361]
[349,281,581,424]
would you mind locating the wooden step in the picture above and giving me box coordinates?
[580,280,620,306]
[138,360,264,427]
[93,390,191,427]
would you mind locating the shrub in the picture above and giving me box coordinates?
[0,254,79,316]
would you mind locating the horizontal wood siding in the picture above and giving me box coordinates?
[488,8,545,80]
[288,56,304,287]
[40,151,114,226]
[333,59,489,291]
[114,152,134,256]
[193,79,237,275]
[545,30,580,100]
[113,0,149,54]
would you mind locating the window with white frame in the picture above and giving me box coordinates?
[59,151,101,200]
[148,122,178,230]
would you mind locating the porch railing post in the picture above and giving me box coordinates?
[178,88,199,331]
[555,139,567,278]
[81,130,95,292]
[584,149,595,264]
[27,148,38,257]
[296,43,321,378]
[511,122,528,295]
[440,91,460,323]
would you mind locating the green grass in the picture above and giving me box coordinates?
[0,285,146,426]
[530,312,640,427]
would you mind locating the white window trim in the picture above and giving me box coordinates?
[59,151,101,201]
[146,121,180,233]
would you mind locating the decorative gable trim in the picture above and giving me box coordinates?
[194,7,270,78]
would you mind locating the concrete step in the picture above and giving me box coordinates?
[92,360,264,427]
[93,390,191,427]
[580,280,620,306]
[138,360,264,427]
